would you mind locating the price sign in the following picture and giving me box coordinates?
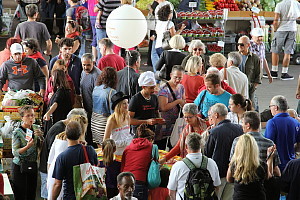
[189,2,197,8]
[218,41,225,47]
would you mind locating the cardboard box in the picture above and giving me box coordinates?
[239,11,252,17]
[263,11,275,18]
[228,11,240,17]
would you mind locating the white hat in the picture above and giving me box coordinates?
[10,43,23,54]
[251,28,264,37]
[138,71,156,87]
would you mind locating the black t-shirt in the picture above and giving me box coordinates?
[232,162,267,200]
[129,92,158,133]
[281,159,300,200]
[39,121,66,173]
[49,88,72,123]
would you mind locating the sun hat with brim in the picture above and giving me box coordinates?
[251,28,264,37]
[111,92,129,110]
[10,43,23,55]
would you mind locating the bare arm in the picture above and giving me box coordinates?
[72,40,80,54]
[41,65,49,81]
[158,96,184,112]
[43,102,58,121]
[51,179,62,200]
[263,58,272,84]
[226,166,234,183]
[129,111,156,125]
[296,75,300,99]
[45,39,52,56]
[169,190,176,200]
[18,138,34,154]
[169,24,186,37]
[273,13,280,32]
[103,118,115,141]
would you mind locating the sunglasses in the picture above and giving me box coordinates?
[193,48,203,51]
[237,43,245,47]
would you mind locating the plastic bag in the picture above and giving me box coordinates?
[0,116,13,137]
[2,90,17,106]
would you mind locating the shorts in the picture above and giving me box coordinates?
[271,31,296,54]
[40,172,48,198]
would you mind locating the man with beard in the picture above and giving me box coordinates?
[111,172,137,200]
[194,73,231,119]
[80,53,101,145]
[49,38,82,95]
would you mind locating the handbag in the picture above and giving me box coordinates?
[20,160,37,174]
[147,144,161,189]
[162,21,172,50]
[155,64,167,80]
[73,145,107,200]
[170,108,186,147]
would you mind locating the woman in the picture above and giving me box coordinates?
[12,105,43,200]
[43,69,73,134]
[209,53,227,71]
[227,134,275,200]
[47,115,88,200]
[157,65,186,149]
[227,94,253,125]
[159,103,207,164]
[181,40,209,72]
[92,67,118,145]
[121,124,155,200]
[55,20,81,56]
[155,4,185,57]
[103,91,133,155]
[156,35,186,80]
[181,56,205,103]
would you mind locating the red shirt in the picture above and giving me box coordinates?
[149,187,169,200]
[0,49,11,91]
[121,138,152,182]
[97,54,126,71]
[198,80,236,95]
[181,74,205,103]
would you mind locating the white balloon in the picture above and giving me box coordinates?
[106,5,147,49]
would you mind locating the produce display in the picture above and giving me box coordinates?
[214,0,239,11]
[238,0,262,11]
[207,43,223,52]
[177,10,224,19]
[1,90,43,107]
[181,27,224,38]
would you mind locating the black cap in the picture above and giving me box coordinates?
[111,92,129,110]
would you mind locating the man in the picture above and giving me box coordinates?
[14,4,52,56]
[205,103,243,200]
[220,52,249,99]
[117,50,141,98]
[39,108,87,199]
[52,121,98,200]
[66,0,80,21]
[265,95,300,171]
[194,73,231,118]
[97,38,126,71]
[281,158,300,200]
[49,38,82,95]
[80,53,101,145]
[110,172,138,200]
[0,43,46,96]
[15,0,40,22]
[250,28,273,83]
[238,35,261,110]
[129,71,163,135]
[270,0,300,80]
[168,133,221,199]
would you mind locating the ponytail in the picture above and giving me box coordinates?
[244,99,253,111]
[136,124,155,141]
[102,139,116,166]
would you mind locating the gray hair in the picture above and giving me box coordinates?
[206,66,221,77]
[185,132,204,151]
[271,95,288,111]
[209,103,228,116]
[117,172,135,184]
[81,53,93,62]
[188,40,206,54]
[169,35,186,49]
[228,52,242,67]
[67,108,87,119]
[183,103,198,115]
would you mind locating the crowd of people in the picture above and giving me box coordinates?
[0,0,299,199]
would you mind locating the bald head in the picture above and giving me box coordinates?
[238,35,250,54]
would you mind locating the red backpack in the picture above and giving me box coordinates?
[74,5,91,32]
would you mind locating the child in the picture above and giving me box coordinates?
[101,139,121,199]
[148,167,171,200]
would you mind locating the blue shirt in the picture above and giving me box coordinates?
[92,85,117,115]
[194,90,231,118]
[264,112,300,171]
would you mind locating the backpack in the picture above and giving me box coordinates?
[182,156,216,200]
[74,5,91,32]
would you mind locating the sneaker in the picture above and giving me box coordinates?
[262,74,269,79]
[270,71,278,79]
[281,73,294,80]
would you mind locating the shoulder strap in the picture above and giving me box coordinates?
[107,88,113,113]
[198,90,207,113]
[152,144,159,161]
[166,82,181,112]
[82,145,90,163]
[200,155,208,169]
[182,157,196,170]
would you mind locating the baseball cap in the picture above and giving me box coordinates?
[10,43,23,54]
[251,28,264,37]
[138,71,156,87]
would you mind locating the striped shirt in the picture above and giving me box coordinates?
[230,131,280,166]
[96,0,121,28]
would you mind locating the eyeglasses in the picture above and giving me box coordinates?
[237,43,245,47]
[173,76,182,80]
[23,114,35,118]
[269,105,276,108]
[193,48,203,52]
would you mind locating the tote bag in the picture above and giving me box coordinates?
[147,144,161,189]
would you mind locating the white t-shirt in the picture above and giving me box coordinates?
[275,0,300,32]
[220,66,249,99]
[155,20,174,49]
[167,153,221,199]
[226,112,243,125]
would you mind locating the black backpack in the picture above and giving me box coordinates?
[182,156,216,200]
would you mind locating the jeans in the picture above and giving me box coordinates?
[79,35,86,58]
[90,16,97,47]
[133,183,148,200]
[40,171,48,198]
[151,40,159,72]
[96,28,107,61]
[156,47,164,58]
[40,1,56,35]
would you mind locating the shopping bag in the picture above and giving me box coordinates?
[170,110,186,147]
[73,146,107,200]
[147,144,161,189]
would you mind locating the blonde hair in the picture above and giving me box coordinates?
[121,0,132,4]
[185,56,202,74]
[56,115,88,140]
[169,35,186,49]
[108,99,128,127]
[209,53,227,68]
[102,139,116,166]
[230,134,260,184]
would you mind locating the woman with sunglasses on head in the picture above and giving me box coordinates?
[55,20,82,56]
